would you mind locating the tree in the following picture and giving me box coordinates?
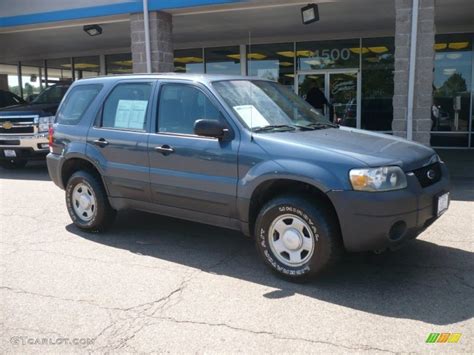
[437,73,467,97]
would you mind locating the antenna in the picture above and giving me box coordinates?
[248,31,252,76]
[249,31,254,139]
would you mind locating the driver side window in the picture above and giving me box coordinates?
[157,83,222,134]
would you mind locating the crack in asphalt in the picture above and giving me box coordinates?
[88,249,244,352]
[140,316,398,354]
[0,286,124,312]
[90,275,193,352]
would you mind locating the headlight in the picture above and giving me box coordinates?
[349,166,407,192]
[37,116,55,132]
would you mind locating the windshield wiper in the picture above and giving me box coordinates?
[252,124,296,133]
[292,124,316,131]
[305,122,339,129]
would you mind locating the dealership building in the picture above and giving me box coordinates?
[0,0,473,148]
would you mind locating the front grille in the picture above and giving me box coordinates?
[0,126,34,134]
[0,116,36,135]
[412,162,442,188]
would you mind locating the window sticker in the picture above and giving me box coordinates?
[233,105,269,128]
[115,100,148,129]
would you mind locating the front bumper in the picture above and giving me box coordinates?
[0,133,49,161]
[328,162,450,252]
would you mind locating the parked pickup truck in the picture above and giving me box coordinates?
[47,74,450,281]
[0,82,70,168]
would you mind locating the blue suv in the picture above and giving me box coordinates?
[47,74,450,281]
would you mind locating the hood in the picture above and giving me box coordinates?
[0,102,59,117]
[253,126,436,171]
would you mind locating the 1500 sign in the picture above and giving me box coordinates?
[311,48,352,61]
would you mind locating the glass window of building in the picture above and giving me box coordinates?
[19,60,46,101]
[106,53,133,75]
[246,43,295,87]
[73,56,100,79]
[174,48,204,73]
[205,46,241,75]
[0,63,21,98]
[360,37,395,131]
[46,58,73,83]
[296,39,360,71]
[432,34,473,147]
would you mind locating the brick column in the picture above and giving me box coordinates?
[130,11,174,73]
[392,0,435,145]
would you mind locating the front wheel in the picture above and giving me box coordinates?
[66,171,116,232]
[254,195,342,282]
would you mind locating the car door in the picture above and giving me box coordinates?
[148,81,240,219]
[87,80,155,202]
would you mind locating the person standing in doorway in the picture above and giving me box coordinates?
[306,83,330,115]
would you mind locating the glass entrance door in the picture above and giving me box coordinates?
[329,72,358,127]
[297,70,360,128]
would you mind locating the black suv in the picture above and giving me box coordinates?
[0,90,25,109]
[47,74,450,281]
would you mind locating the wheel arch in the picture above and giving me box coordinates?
[61,156,108,194]
[247,178,342,239]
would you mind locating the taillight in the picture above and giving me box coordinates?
[48,126,54,152]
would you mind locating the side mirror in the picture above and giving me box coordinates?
[194,119,229,139]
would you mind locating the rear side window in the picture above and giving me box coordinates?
[101,82,153,131]
[57,84,102,125]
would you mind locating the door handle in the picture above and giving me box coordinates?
[93,138,109,147]
[154,145,175,155]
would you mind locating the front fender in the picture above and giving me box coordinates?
[236,159,348,224]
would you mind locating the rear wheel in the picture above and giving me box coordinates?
[66,171,116,232]
[254,195,342,282]
[0,159,27,169]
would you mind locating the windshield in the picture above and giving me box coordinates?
[32,85,69,105]
[213,80,335,132]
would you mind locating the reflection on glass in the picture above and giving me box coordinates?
[205,46,241,75]
[73,56,100,79]
[106,53,132,75]
[361,37,395,131]
[19,61,45,100]
[431,34,472,147]
[246,43,294,87]
[174,48,204,73]
[330,72,358,127]
[296,39,360,71]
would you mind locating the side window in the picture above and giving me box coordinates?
[158,84,222,134]
[57,84,102,125]
[102,82,153,131]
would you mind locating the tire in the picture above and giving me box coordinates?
[65,170,116,232]
[0,159,27,169]
[254,194,342,282]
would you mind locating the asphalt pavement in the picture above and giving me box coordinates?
[1,162,473,353]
